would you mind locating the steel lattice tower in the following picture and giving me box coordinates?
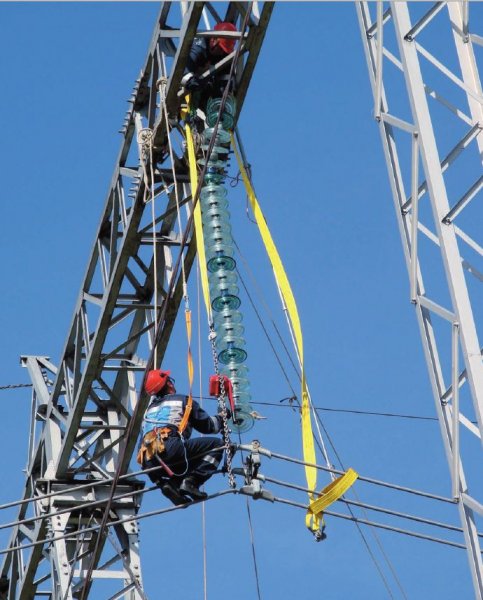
[0,3,272,598]
[358,2,483,597]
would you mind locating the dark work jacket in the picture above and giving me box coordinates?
[185,38,231,86]
[186,38,214,75]
[141,393,222,439]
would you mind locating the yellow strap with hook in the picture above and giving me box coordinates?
[232,134,358,531]
[308,468,359,525]
[183,97,212,323]
[231,134,318,528]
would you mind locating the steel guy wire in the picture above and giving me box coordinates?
[245,495,263,600]
[196,260,209,600]
[234,244,400,596]
[233,237,300,382]
[268,449,455,504]
[260,475,479,538]
[235,266,297,397]
[107,529,148,600]
[0,442,454,518]
[236,431,263,600]
[0,383,447,422]
[0,443,226,531]
[0,486,473,560]
[269,496,471,552]
[0,489,237,558]
[309,400,408,600]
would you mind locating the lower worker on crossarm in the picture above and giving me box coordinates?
[137,369,231,506]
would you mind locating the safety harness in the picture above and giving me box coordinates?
[136,395,193,466]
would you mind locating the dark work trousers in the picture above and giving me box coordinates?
[144,435,224,488]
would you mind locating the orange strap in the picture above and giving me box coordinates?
[178,309,194,434]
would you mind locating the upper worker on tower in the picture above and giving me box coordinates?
[181,21,237,105]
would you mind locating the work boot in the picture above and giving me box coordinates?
[161,481,192,506]
[179,477,208,500]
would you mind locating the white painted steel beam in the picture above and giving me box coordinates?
[357,2,483,597]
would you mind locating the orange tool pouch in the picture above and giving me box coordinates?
[136,427,170,465]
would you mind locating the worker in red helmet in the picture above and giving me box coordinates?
[181,21,238,98]
[138,369,231,506]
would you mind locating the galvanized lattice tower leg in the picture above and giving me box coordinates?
[357,2,483,597]
[0,3,272,598]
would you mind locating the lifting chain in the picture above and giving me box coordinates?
[208,325,236,489]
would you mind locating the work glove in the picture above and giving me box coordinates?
[185,74,202,92]
[217,405,232,421]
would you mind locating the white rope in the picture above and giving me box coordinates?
[137,127,158,364]
[157,75,189,308]
[274,280,333,475]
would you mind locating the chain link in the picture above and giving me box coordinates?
[209,326,236,488]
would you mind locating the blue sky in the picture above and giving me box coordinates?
[0,2,481,599]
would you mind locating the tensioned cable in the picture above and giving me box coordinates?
[244,494,263,600]
[314,404,409,599]
[1,484,472,560]
[0,485,158,534]
[270,496,470,551]
[0,489,236,558]
[261,475,477,538]
[0,463,171,513]
[0,444,230,536]
[78,11,254,599]
[237,432,263,600]
[0,461,468,562]
[0,383,33,390]
[234,251,398,597]
[0,383,444,422]
[268,449,455,504]
[250,400,440,422]
[232,145,301,381]
[196,259,208,600]
[235,267,297,397]
[0,440,453,519]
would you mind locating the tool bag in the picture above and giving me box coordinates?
[136,427,170,465]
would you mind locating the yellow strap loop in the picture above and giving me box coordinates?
[308,468,359,526]
[184,97,212,323]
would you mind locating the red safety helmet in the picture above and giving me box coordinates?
[145,369,171,395]
[213,22,237,55]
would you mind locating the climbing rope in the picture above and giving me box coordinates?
[227,152,404,593]
[138,126,159,364]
